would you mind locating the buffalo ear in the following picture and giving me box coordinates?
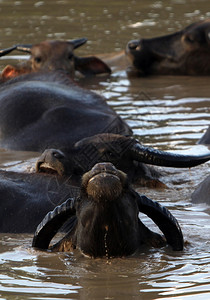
[1,65,19,80]
[74,56,111,76]
[1,64,31,80]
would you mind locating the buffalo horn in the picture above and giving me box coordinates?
[0,46,17,57]
[16,44,32,53]
[136,193,183,250]
[32,198,76,249]
[68,37,87,49]
[130,142,210,168]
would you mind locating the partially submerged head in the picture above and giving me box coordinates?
[35,133,210,186]
[126,19,210,75]
[36,149,68,176]
[1,38,111,80]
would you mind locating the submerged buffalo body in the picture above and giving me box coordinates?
[32,162,184,258]
[126,19,210,76]
[1,38,110,80]
[0,170,79,233]
[0,72,131,152]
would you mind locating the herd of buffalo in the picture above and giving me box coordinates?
[0,19,210,258]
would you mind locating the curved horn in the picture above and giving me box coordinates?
[16,44,32,53]
[68,38,87,49]
[32,198,76,249]
[136,193,183,250]
[131,142,210,168]
[0,46,17,57]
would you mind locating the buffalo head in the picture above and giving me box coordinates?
[126,19,210,75]
[1,38,111,80]
[36,133,210,187]
[32,162,183,257]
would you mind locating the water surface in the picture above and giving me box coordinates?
[0,1,210,299]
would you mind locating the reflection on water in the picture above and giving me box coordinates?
[0,200,210,300]
[99,74,210,149]
[0,0,210,299]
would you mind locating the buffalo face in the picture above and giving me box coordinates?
[126,19,210,75]
[29,39,85,76]
[1,38,111,80]
[32,162,184,257]
[36,149,69,176]
[75,162,141,257]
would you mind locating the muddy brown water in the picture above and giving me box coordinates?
[0,1,210,299]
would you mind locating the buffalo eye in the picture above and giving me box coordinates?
[34,56,42,63]
[185,34,195,44]
[103,150,116,159]
[53,150,65,159]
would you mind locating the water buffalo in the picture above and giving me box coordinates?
[1,38,111,80]
[1,132,209,234]
[36,133,210,187]
[0,71,131,152]
[32,162,184,258]
[126,19,210,76]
